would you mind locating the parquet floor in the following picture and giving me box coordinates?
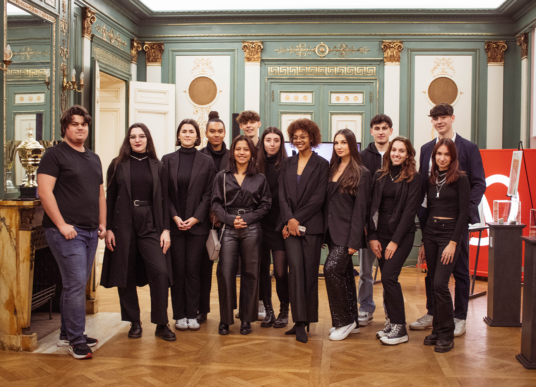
[1,267,535,386]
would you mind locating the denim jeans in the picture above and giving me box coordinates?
[357,244,376,313]
[45,227,98,345]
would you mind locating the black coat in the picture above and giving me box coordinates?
[418,134,486,226]
[101,158,173,288]
[278,152,329,234]
[162,149,216,236]
[368,170,422,245]
[200,145,230,172]
[324,167,371,250]
[360,142,383,176]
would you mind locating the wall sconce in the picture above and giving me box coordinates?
[1,45,13,72]
[44,69,51,90]
[62,67,84,93]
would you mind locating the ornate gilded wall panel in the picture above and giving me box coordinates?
[267,66,376,77]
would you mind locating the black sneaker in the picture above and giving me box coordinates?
[58,337,98,348]
[68,343,93,359]
[380,323,409,345]
[155,324,177,342]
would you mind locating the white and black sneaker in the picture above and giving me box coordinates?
[68,343,93,359]
[358,311,373,327]
[58,337,98,348]
[376,318,391,339]
[258,301,266,320]
[380,324,409,346]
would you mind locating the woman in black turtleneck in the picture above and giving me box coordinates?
[162,119,216,332]
[367,137,421,346]
[257,127,289,328]
[101,123,176,342]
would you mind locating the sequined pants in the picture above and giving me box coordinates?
[325,242,358,327]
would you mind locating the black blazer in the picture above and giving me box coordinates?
[278,152,329,235]
[324,167,371,250]
[368,170,422,245]
[200,146,230,172]
[418,134,486,226]
[101,159,172,288]
[162,149,216,236]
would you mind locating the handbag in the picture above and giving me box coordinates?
[206,173,226,261]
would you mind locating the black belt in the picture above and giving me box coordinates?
[133,200,153,207]
[227,207,254,215]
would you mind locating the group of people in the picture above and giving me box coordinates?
[36,102,485,360]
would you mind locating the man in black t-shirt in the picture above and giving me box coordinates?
[37,105,106,360]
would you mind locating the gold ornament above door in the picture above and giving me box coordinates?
[275,42,370,59]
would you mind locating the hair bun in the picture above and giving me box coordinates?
[208,111,219,120]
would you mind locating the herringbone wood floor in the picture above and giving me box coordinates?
[1,267,534,386]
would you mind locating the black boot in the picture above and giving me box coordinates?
[128,322,142,339]
[273,303,289,328]
[155,324,177,342]
[260,301,276,328]
[197,313,207,324]
[295,322,308,343]
[219,322,230,335]
[240,321,252,335]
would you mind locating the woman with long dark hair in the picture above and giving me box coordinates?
[257,127,289,328]
[368,136,421,346]
[162,119,216,332]
[101,123,176,342]
[324,129,371,341]
[422,138,469,353]
[278,118,329,343]
[212,135,271,336]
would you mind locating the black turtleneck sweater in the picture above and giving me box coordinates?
[177,146,196,217]
[261,154,281,228]
[377,164,402,240]
[205,141,227,171]
[130,151,152,201]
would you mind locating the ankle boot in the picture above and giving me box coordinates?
[261,301,276,328]
[295,322,308,343]
[274,303,289,328]
[128,321,142,339]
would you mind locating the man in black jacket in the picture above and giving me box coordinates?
[357,114,393,326]
[410,103,486,337]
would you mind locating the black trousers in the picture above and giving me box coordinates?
[376,232,415,325]
[118,205,169,325]
[217,223,262,325]
[285,234,323,323]
[170,232,207,320]
[423,218,460,341]
[199,249,214,314]
[425,225,470,319]
[325,241,358,327]
[259,242,289,308]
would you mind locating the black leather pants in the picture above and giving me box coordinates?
[217,223,262,325]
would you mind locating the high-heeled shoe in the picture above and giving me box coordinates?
[285,324,296,335]
[296,322,308,343]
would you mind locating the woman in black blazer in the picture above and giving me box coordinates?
[324,129,371,341]
[101,123,176,342]
[368,136,421,346]
[278,118,329,343]
[212,135,271,336]
[257,127,289,328]
[162,119,216,332]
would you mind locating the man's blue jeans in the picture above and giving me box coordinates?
[45,227,98,346]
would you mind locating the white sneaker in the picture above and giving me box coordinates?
[175,318,188,331]
[187,318,200,331]
[329,322,357,341]
[358,311,373,326]
[376,318,391,339]
[454,318,466,337]
[258,301,266,320]
[329,325,360,334]
[409,314,433,330]
[380,324,409,346]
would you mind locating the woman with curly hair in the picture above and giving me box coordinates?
[278,118,329,343]
[368,136,421,346]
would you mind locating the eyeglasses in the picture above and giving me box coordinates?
[292,135,309,142]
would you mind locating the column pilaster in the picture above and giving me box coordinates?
[242,41,263,113]
[485,41,507,149]
[144,42,164,83]
[381,41,403,137]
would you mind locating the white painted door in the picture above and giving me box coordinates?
[129,81,176,159]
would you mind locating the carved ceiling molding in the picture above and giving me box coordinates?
[82,7,97,39]
[242,41,263,63]
[95,24,127,49]
[381,41,403,64]
[485,41,507,64]
[275,42,369,59]
[517,33,529,60]
[130,40,143,64]
[143,42,164,64]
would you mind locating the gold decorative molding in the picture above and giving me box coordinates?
[82,7,96,39]
[517,33,529,60]
[95,24,127,49]
[242,41,263,63]
[6,69,47,78]
[431,58,455,77]
[275,42,369,59]
[7,0,55,23]
[130,39,142,64]
[93,47,130,72]
[485,41,507,64]
[267,65,376,77]
[143,42,164,65]
[192,57,214,77]
[381,41,403,64]
[13,47,50,60]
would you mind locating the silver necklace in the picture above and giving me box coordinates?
[435,173,447,198]
[389,170,401,181]
[130,154,148,161]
